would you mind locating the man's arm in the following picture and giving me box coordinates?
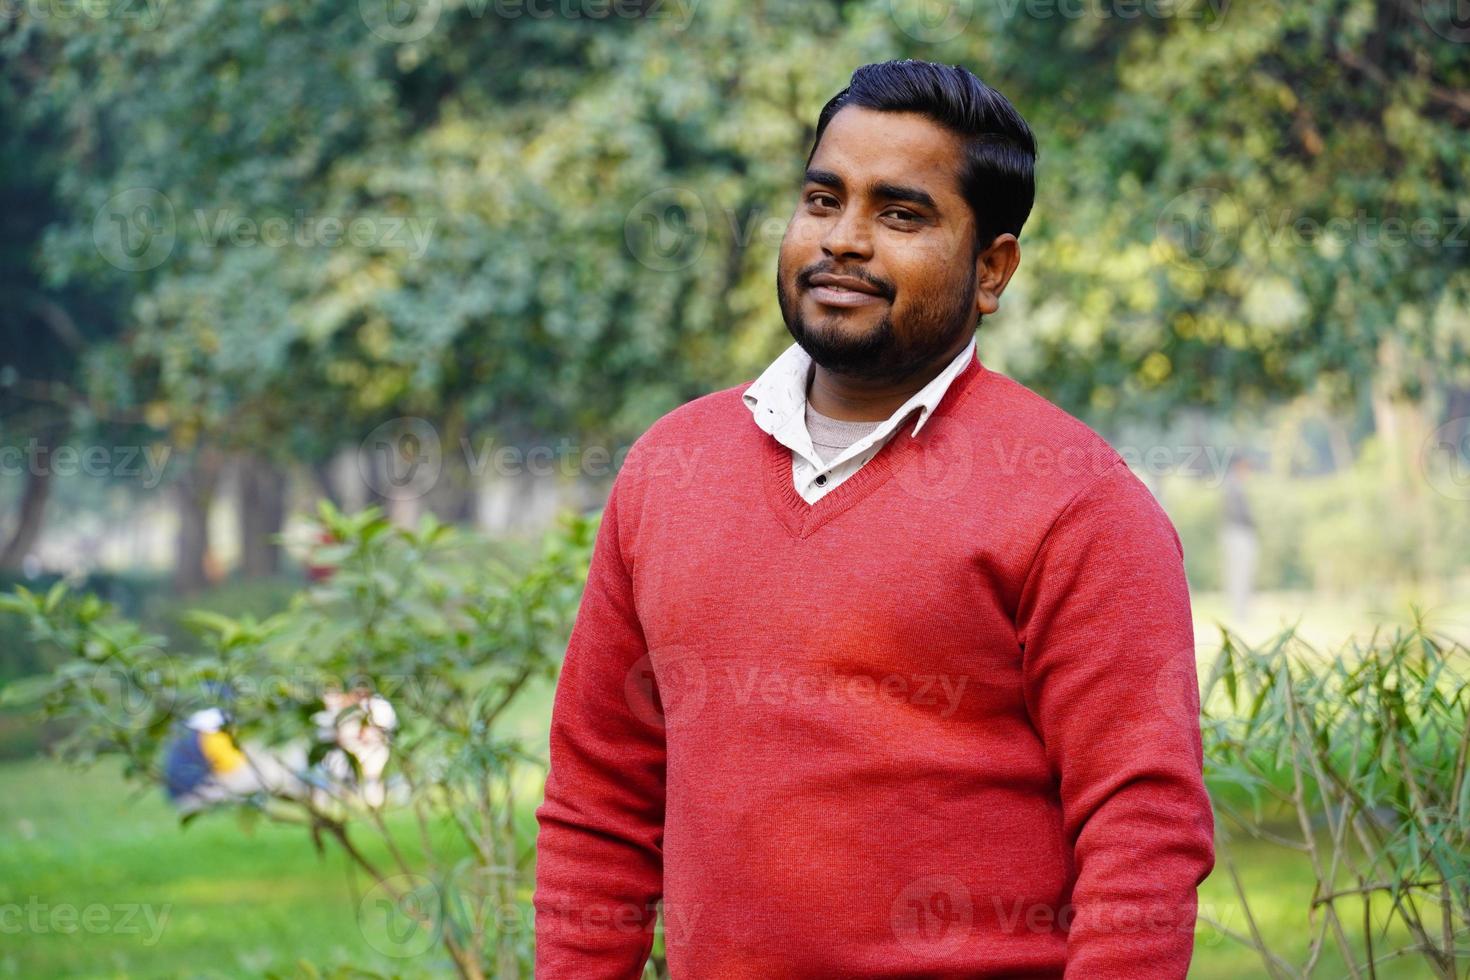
[534,475,665,978]
[1015,457,1216,978]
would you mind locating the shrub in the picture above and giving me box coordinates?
[0,502,595,980]
[1201,618,1470,977]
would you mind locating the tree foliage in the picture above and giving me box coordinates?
[3,0,1467,517]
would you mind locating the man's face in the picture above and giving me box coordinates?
[776,106,982,384]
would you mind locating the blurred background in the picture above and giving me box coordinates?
[1,0,1468,977]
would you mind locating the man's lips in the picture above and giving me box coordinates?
[804,272,889,308]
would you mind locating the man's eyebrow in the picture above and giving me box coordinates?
[803,169,844,191]
[801,170,938,211]
[873,181,937,210]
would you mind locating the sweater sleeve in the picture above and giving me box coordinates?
[533,475,664,978]
[1015,458,1216,979]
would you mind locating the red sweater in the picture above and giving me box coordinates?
[533,351,1215,978]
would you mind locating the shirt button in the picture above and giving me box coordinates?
[815,474,828,486]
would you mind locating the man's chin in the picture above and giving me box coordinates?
[812,318,881,346]
[794,319,879,353]
[803,299,887,335]
[787,313,895,374]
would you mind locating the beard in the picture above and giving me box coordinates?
[775,259,980,386]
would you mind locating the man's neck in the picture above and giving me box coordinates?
[805,332,972,423]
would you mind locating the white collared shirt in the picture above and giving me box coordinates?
[742,335,978,504]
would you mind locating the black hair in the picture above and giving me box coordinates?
[806,60,1037,256]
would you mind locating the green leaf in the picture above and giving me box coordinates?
[180,609,238,637]
[43,581,67,614]
[1220,640,1238,709]
[0,675,57,707]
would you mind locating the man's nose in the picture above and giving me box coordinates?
[820,208,873,261]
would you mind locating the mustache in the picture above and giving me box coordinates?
[796,263,896,301]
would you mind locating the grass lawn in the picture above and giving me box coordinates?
[0,755,465,979]
[2,748,1447,979]
[1189,581,1470,651]
[2,579,1458,978]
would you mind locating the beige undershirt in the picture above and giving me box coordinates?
[804,400,885,466]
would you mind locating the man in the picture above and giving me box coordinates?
[534,59,1215,978]
[1219,454,1258,625]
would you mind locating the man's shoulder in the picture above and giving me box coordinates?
[635,382,752,447]
[612,382,753,487]
[965,367,1123,481]
[963,369,1182,560]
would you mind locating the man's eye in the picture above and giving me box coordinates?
[883,208,920,222]
[808,193,838,209]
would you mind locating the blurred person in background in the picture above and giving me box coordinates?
[1220,453,1258,625]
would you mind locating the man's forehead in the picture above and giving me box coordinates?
[809,106,965,197]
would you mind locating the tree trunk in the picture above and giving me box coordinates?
[1369,335,1433,485]
[1324,414,1354,473]
[311,457,344,509]
[1369,335,1435,582]
[0,422,65,571]
[425,451,478,525]
[174,447,224,594]
[357,448,393,512]
[238,454,287,578]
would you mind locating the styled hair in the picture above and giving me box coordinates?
[806,60,1037,255]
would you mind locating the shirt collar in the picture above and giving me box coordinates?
[743,334,977,440]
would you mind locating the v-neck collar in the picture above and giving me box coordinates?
[757,353,988,539]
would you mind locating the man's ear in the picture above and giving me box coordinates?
[974,233,1021,317]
